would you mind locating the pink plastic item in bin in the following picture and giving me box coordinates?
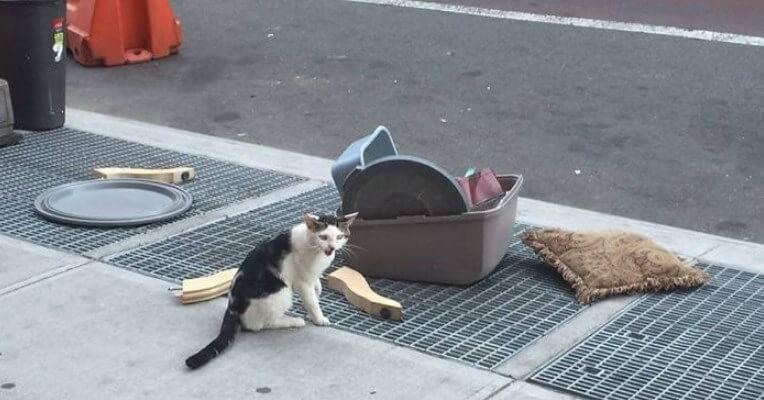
[456,168,504,209]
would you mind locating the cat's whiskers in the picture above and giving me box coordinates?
[337,246,360,260]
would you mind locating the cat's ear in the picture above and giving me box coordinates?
[338,212,359,230]
[304,213,321,231]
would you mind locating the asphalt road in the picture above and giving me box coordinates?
[66,0,764,243]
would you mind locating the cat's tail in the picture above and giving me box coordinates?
[185,308,240,370]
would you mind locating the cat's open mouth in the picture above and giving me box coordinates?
[324,249,334,256]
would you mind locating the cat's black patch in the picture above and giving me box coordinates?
[307,213,345,232]
[231,232,291,307]
[317,215,339,226]
[317,213,356,234]
[186,231,292,370]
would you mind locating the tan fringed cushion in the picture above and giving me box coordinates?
[521,228,710,304]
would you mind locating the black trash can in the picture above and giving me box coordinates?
[0,0,66,131]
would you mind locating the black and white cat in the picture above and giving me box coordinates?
[185,212,358,369]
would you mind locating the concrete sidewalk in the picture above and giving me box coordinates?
[1,110,762,400]
[0,237,509,400]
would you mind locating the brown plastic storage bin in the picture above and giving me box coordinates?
[345,174,523,285]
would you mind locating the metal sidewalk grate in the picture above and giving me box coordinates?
[0,128,303,253]
[106,186,342,280]
[532,265,764,400]
[107,186,585,369]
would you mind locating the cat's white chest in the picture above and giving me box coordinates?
[281,251,333,286]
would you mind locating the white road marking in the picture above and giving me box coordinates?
[345,0,764,47]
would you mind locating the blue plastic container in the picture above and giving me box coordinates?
[331,126,398,191]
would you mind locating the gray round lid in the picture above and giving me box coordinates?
[341,155,469,219]
[34,178,193,227]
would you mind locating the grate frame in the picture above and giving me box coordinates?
[532,264,764,400]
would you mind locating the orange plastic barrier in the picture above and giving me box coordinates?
[66,0,182,67]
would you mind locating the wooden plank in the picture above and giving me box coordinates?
[327,266,403,321]
[178,268,237,304]
[94,167,196,184]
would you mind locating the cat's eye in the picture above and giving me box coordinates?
[319,234,328,240]
[337,234,345,240]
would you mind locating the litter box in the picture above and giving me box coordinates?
[344,174,523,285]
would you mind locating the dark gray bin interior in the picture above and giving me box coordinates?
[345,175,523,285]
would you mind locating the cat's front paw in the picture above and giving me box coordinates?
[312,316,331,326]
